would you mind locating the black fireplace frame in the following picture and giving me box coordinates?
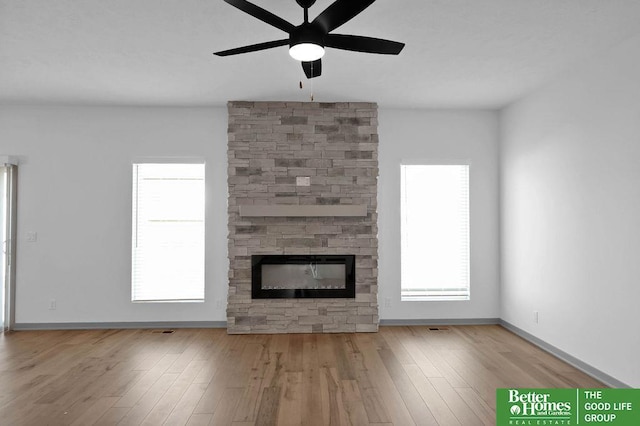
[251,254,356,299]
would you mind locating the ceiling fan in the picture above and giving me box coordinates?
[214,0,405,79]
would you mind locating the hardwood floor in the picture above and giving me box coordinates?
[0,325,603,425]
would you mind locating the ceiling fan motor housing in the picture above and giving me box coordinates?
[289,23,325,49]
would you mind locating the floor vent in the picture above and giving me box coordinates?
[152,330,175,334]
[429,327,449,331]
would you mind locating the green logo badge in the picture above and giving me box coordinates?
[497,388,640,425]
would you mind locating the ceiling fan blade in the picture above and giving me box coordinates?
[302,59,322,79]
[312,0,376,33]
[224,0,294,33]
[214,39,289,56]
[325,34,404,54]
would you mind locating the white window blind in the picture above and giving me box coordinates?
[132,163,205,302]
[401,164,470,301]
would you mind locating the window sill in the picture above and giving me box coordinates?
[401,295,470,302]
[132,299,205,303]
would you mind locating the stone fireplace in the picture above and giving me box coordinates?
[227,101,379,334]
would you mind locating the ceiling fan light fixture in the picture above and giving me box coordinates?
[289,43,325,61]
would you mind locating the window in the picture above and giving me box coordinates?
[401,164,470,301]
[132,163,205,302]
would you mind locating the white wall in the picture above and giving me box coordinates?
[378,109,500,320]
[501,33,640,387]
[1,104,500,325]
[0,106,228,324]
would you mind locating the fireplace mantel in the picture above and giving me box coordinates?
[239,204,367,217]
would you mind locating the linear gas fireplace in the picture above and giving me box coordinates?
[252,255,356,299]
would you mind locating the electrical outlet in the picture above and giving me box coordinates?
[27,231,38,242]
[296,176,311,186]
[49,299,57,310]
[533,310,539,323]
[384,298,391,308]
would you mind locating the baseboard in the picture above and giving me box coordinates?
[12,321,227,331]
[15,319,498,330]
[379,318,499,326]
[499,319,629,388]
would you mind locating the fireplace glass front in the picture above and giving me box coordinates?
[251,255,355,299]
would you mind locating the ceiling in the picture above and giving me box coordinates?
[1,0,639,109]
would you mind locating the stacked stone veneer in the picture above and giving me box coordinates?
[227,101,379,334]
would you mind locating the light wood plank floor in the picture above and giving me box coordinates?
[0,325,603,425]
